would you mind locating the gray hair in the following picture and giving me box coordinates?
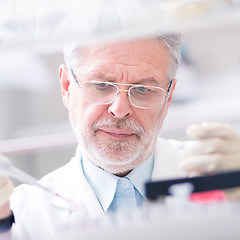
[63,33,182,80]
[157,33,182,80]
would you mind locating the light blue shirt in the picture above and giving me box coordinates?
[82,155,154,213]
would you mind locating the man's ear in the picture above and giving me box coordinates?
[59,64,70,109]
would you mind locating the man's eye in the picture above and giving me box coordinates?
[135,86,153,93]
[131,86,157,98]
[93,82,115,92]
[137,86,148,92]
[96,83,107,88]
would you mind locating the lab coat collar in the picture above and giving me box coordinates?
[46,146,104,218]
[49,140,158,212]
[152,138,186,180]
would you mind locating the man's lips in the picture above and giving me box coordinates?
[100,128,135,138]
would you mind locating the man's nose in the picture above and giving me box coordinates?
[108,91,133,118]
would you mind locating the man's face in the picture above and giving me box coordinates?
[60,38,176,176]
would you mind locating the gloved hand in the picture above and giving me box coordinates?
[0,176,14,207]
[180,122,240,200]
[0,154,14,207]
[180,122,240,174]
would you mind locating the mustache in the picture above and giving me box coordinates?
[92,118,145,135]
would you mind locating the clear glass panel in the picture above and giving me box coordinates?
[1,0,239,53]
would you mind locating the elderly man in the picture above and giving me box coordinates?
[0,34,240,239]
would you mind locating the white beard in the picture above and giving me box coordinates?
[70,116,159,174]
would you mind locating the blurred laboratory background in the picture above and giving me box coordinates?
[0,0,240,184]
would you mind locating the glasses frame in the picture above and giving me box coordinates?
[70,69,172,109]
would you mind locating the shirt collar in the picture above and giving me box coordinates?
[82,154,154,212]
[126,155,154,198]
[82,155,118,212]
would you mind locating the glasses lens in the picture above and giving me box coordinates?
[82,81,117,104]
[130,85,165,108]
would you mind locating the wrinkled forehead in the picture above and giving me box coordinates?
[84,38,170,65]
[68,38,171,85]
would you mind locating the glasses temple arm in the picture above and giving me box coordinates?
[166,79,173,94]
[70,69,79,85]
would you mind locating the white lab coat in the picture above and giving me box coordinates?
[10,138,187,240]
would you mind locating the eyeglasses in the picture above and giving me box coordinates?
[70,69,172,109]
